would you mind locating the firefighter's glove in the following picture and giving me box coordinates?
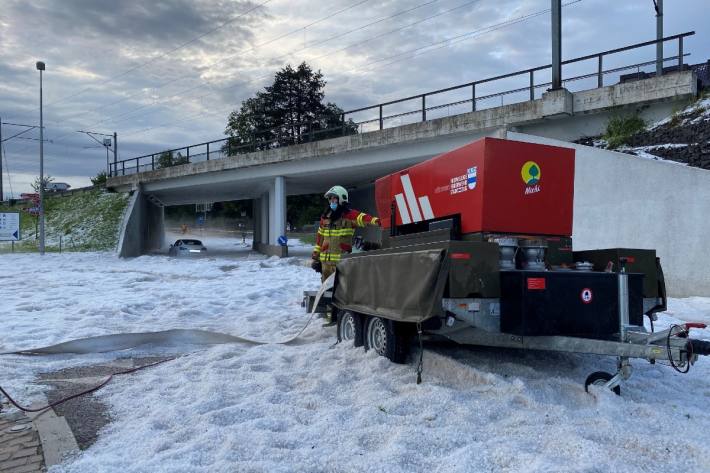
[311,259,322,273]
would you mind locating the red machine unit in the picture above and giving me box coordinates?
[375,137,576,237]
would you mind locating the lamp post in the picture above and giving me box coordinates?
[103,138,112,175]
[36,60,45,255]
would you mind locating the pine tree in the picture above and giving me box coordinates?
[224,62,357,154]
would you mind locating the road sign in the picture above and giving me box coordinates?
[196,203,212,213]
[0,212,20,241]
[196,215,205,226]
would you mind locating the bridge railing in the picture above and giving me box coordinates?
[110,31,695,177]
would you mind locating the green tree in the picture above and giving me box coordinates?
[31,175,54,192]
[91,171,108,186]
[287,194,324,228]
[224,62,357,154]
[157,151,189,168]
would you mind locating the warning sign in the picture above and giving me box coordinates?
[580,288,593,304]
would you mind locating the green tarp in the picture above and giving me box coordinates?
[333,248,449,323]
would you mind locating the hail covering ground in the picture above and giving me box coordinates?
[0,236,709,472]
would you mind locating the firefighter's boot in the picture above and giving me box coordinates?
[322,309,336,328]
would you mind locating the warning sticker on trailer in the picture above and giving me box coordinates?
[581,288,593,304]
[527,277,546,290]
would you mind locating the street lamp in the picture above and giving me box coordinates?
[103,138,112,175]
[36,60,46,255]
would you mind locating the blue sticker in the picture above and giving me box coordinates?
[467,166,477,190]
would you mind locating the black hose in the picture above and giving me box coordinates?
[690,339,710,356]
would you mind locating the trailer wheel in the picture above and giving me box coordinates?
[365,316,410,364]
[584,371,621,396]
[337,311,364,347]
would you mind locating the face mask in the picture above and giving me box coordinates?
[330,202,338,211]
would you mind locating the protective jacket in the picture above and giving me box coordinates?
[312,206,379,263]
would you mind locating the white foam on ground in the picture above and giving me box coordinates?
[0,248,709,472]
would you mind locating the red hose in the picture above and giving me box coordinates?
[0,358,174,413]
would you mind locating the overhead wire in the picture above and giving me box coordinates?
[94,0,480,133]
[12,0,278,153]
[19,0,584,166]
[102,0,470,129]
[45,0,275,108]
[119,1,581,140]
[35,0,374,149]
[354,0,583,75]
[63,0,373,128]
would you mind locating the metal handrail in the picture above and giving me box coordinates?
[111,31,695,177]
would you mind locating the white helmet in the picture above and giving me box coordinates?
[324,185,348,203]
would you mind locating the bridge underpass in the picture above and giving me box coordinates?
[113,128,479,257]
[109,67,699,258]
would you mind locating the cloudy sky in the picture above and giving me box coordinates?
[0,0,707,196]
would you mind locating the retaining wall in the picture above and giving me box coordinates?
[508,131,710,297]
[117,189,165,257]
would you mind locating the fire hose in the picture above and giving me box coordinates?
[0,274,335,413]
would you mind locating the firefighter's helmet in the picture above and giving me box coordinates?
[324,185,348,203]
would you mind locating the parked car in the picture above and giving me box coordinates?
[46,182,71,192]
[168,239,207,256]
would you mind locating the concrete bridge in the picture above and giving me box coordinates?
[108,70,698,258]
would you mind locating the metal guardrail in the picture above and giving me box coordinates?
[111,31,695,178]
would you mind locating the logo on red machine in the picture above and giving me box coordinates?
[521,161,541,195]
[449,166,478,195]
[580,288,593,304]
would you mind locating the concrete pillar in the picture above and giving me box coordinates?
[251,179,288,257]
[252,198,261,246]
[260,192,269,245]
[269,176,286,246]
[146,204,165,251]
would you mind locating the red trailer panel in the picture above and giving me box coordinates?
[375,137,575,237]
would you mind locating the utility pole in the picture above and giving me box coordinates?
[113,132,117,178]
[0,116,3,202]
[551,0,562,90]
[77,130,114,177]
[37,61,46,256]
[654,0,663,76]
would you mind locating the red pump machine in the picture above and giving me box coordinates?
[306,138,710,394]
[376,138,574,237]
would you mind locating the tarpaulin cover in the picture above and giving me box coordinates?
[333,248,449,323]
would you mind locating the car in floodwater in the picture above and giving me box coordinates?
[168,239,207,256]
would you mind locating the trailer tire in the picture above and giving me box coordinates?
[364,316,410,364]
[584,371,621,396]
[337,311,365,347]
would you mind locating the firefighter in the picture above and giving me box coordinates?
[311,185,380,325]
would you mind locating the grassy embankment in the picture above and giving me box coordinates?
[0,189,129,253]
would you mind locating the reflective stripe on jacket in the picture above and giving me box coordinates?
[312,209,379,263]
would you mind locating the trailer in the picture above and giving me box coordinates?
[304,138,710,394]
